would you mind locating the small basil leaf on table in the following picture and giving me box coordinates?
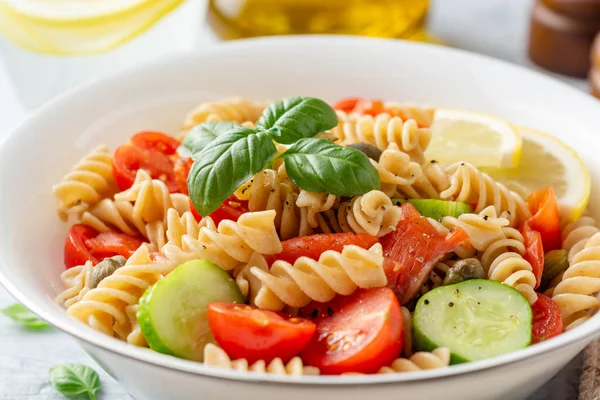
[188,128,277,216]
[1,303,49,329]
[256,97,339,144]
[283,138,381,196]
[177,121,241,158]
[49,364,101,400]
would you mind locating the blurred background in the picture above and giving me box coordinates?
[0,0,599,399]
[0,0,598,122]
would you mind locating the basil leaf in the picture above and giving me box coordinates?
[256,97,338,144]
[1,304,49,329]
[50,364,101,400]
[177,121,240,158]
[283,138,380,196]
[188,128,277,216]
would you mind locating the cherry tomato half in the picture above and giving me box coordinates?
[85,231,145,261]
[207,303,316,364]
[174,157,193,195]
[264,232,379,266]
[333,97,385,116]
[112,131,181,192]
[63,224,144,269]
[189,196,249,225]
[531,294,563,344]
[64,224,101,269]
[301,288,403,375]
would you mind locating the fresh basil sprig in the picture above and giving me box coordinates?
[256,97,338,144]
[1,303,49,329]
[283,139,380,196]
[178,121,240,158]
[50,364,101,400]
[181,96,380,216]
[187,128,277,217]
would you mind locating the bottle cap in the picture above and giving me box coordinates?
[529,0,600,77]
[543,0,600,18]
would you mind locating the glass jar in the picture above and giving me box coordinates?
[208,0,430,40]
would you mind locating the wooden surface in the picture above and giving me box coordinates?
[0,0,591,398]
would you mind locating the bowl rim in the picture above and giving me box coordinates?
[1,35,600,385]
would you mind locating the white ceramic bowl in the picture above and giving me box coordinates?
[1,36,600,400]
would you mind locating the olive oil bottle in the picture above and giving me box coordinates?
[208,0,430,40]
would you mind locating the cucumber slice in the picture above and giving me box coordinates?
[392,199,473,220]
[413,279,531,364]
[137,259,244,361]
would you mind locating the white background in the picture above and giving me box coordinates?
[0,0,593,398]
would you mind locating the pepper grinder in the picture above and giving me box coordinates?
[592,33,600,97]
[529,0,600,78]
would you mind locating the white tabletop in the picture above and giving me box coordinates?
[0,0,591,398]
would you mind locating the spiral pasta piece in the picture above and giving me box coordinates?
[235,169,312,240]
[371,144,421,187]
[440,206,509,252]
[56,261,94,308]
[553,232,600,330]
[161,210,282,271]
[379,348,451,373]
[480,225,537,304]
[317,190,402,237]
[330,111,432,163]
[440,162,530,227]
[249,243,386,309]
[383,102,436,128]
[180,97,267,138]
[203,344,320,375]
[80,169,189,247]
[52,146,117,220]
[562,216,600,262]
[66,245,175,340]
[296,190,339,229]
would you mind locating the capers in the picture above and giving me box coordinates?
[540,249,569,292]
[443,258,486,286]
[87,255,127,289]
[346,142,383,162]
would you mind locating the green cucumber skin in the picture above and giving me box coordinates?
[413,280,532,364]
[138,283,176,356]
[392,199,473,220]
[137,259,244,361]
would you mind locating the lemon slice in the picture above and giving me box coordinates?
[425,109,522,168]
[0,0,184,54]
[481,127,590,222]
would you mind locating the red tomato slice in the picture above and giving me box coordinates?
[333,98,360,113]
[130,131,179,154]
[207,303,316,364]
[522,224,544,289]
[353,99,385,116]
[174,157,193,195]
[531,294,563,344]
[189,196,249,225]
[380,203,469,304]
[85,231,145,261]
[64,224,101,269]
[112,131,181,192]
[264,232,379,266]
[526,187,562,252]
[301,288,403,375]
[333,98,385,116]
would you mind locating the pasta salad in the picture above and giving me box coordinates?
[53,96,596,376]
